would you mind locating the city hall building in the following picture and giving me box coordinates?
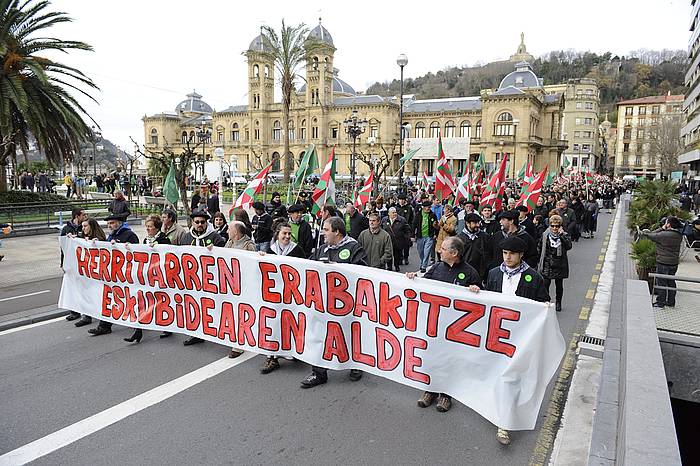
[143,22,594,180]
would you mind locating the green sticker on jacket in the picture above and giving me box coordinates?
[338,249,351,260]
[524,274,532,282]
[458,272,466,280]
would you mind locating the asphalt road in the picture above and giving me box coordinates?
[0,212,614,465]
[0,277,63,316]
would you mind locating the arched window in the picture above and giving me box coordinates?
[216,125,224,142]
[312,57,319,70]
[271,152,281,172]
[429,121,440,138]
[264,65,270,78]
[231,123,239,142]
[311,117,319,139]
[189,130,195,142]
[460,121,471,138]
[415,122,425,138]
[272,120,282,141]
[497,112,513,122]
[288,120,295,141]
[475,120,482,139]
[444,120,456,138]
[253,64,259,78]
[150,128,158,145]
[494,112,514,136]
[181,131,188,144]
[254,120,260,140]
[324,57,330,70]
[300,119,307,140]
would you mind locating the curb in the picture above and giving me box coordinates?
[0,307,69,332]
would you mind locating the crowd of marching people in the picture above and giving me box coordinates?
[59,175,629,446]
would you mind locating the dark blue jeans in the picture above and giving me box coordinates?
[655,263,678,306]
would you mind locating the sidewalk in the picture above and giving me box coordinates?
[0,223,151,288]
[654,240,700,336]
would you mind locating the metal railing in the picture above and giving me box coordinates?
[0,199,141,231]
[649,273,700,295]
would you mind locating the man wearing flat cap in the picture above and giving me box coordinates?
[251,201,273,252]
[395,193,415,265]
[482,234,549,446]
[456,212,492,282]
[489,209,538,270]
[287,203,314,258]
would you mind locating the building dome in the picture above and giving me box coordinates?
[175,91,213,114]
[498,61,542,90]
[307,18,334,46]
[248,33,271,52]
[299,75,356,96]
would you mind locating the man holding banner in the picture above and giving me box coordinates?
[301,216,368,388]
[407,236,482,413]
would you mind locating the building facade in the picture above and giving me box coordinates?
[142,24,567,182]
[614,95,684,177]
[544,79,601,171]
[679,0,700,187]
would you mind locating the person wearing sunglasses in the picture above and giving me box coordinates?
[537,214,572,313]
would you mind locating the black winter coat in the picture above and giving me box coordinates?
[456,229,492,281]
[381,215,411,250]
[486,265,550,302]
[538,231,572,279]
[413,210,439,239]
[490,227,539,270]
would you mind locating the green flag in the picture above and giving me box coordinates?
[399,148,420,164]
[163,161,179,205]
[474,151,486,173]
[561,157,570,172]
[516,161,527,181]
[544,171,555,187]
[293,144,319,189]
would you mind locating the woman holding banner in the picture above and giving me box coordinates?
[124,215,171,344]
[258,221,307,374]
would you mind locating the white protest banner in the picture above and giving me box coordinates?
[58,237,565,431]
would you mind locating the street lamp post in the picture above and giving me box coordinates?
[343,110,367,189]
[512,119,520,179]
[397,53,408,188]
[91,125,102,179]
[197,117,212,183]
[368,136,377,196]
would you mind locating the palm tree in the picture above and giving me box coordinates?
[0,0,99,191]
[253,21,325,183]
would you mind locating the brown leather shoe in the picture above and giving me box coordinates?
[228,348,243,358]
[417,391,438,408]
[260,357,280,374]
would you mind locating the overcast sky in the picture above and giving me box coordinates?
[47,0,690,152]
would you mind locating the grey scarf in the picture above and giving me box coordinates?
[271,240,297,256]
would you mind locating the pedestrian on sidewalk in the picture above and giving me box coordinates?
[641,216,684,308]
[537,215,572,312]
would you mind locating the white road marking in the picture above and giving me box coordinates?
[0,316,65,336]
[0,353,255,466]
[0,290,50,302]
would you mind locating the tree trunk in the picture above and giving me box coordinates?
[0,162,7,192]
[282,92,292,183]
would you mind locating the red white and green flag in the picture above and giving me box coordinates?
[516,166,547,212]
[421,171,430,191]
[354,170,374,208]
[229,162,273,218]
[469,170,482,201]
[434,135,456,201]
[454,170,471,205]
[524,162,535,185]
[310,147,337,217]
[585,169,594,185]
[480,156,507,211]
